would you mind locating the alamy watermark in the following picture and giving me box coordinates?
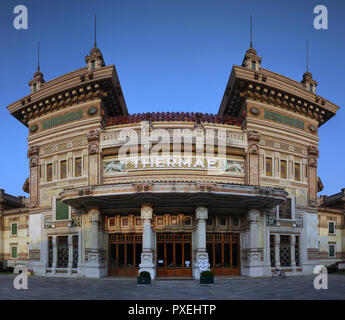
[13,265,28,290]
[313,265,328,290]
[13,5,28,30]
[314,5,328,30]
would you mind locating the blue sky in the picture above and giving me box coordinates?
[0,0,344,196]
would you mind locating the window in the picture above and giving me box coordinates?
[91,61,95,70]
[11,222,18,236]
[121,218,128,227]
[184,217,192,226]
[309,83,313,93]
[75,157,82,177]
[294,163,301,181]
[232,217,239,227]
[329,244,336,258]
[328,221,336,235]
[47,163,53,182]
[171,217,178,225]
[33,83,37,92]
[279,198,292,219]
[56,199,69,220]
[280,160,287,179]
[11,246,18,259]
[266,157,273,177]
[60,160,67,180]
[219,216,227,226]
[251,61,256,70]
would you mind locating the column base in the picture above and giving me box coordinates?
[139,251,156,279]
[241,250,265,277]
[80,251,106,278]
[193,252,210,280]
[27,261,47,276]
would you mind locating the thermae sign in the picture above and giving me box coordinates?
[104,157,244,175]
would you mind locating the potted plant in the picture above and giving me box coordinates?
[200,270,214,284]
[137,271,151,285]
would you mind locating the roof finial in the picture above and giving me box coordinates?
[306,40,309,72]
[250,15,253,48]
[94,14,97,48]
[37,41,40,72]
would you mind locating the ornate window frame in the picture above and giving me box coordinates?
[53,196,71,222]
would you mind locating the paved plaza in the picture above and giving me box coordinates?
[0,274,344,300]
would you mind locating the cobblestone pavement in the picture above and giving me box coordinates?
[0,274,344,300]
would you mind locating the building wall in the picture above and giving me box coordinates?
[0,209,29,267]
[318,207,345,263]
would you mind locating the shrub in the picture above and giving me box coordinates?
[200,270,213,278]
[139,271,151,278]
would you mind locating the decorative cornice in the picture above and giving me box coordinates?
[219,66,339,127]
[105,112,242,127]
[7,66,128,127]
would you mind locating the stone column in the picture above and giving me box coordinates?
[84,208,103,278]
[290,235,296,272]
[193,206,209,280]
[139,205,156,279]
[274,234,281,269]
[67,234,73,275]
[52,235,57,274]
[244,208,264,277]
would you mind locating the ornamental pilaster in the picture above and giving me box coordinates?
[307,145,319,207]
[246,130,261,185]
[27,145,40,208]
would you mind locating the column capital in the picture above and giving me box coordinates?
[88,208,100,222]
[141,205,153,220]
[196,206,208,220]
[248,208,260,222]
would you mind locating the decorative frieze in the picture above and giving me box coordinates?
[40,139,87,156]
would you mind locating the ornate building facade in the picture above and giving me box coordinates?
[1,42,344,278]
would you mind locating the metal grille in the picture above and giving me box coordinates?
[270,235,275,267]
[57,236,68,268]
[48,237,53,268]
[72,235,78,269]
[295,237,300,266]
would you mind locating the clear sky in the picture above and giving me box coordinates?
[0,0,344,197]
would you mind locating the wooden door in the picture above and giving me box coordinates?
[206,233,240,276]
[108,233,142,276]
[156,233,192,277]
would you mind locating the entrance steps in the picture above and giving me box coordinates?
[155,277,195,281]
